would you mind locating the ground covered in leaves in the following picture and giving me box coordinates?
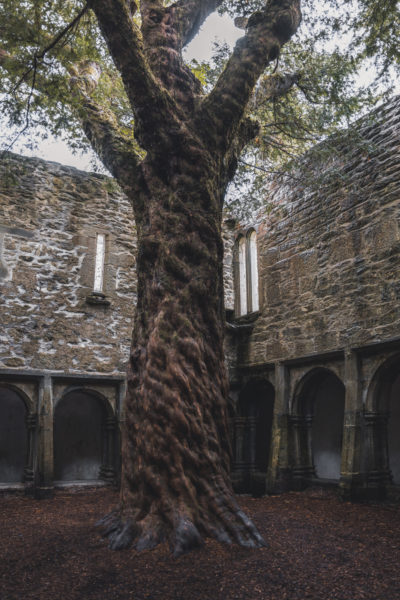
[1,487,399,600]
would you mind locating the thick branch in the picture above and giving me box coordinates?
[140,0,162,20]
[138,0,202,107]
[70,62,143,194]
[222,117,260,191]
[201,0,301,147]
[250,71,301,109]
[91,0,182,150]
[171,0,224,47]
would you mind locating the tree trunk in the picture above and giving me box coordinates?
[99,150,265,555]
[84,0,301,557]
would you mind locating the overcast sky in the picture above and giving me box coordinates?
[9,13,242,172]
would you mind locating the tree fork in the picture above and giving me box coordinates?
[87,0,302,556]
[97,155,267,555]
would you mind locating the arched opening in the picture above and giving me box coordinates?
[0,386,28,483]
[54,390,107,482]
[232,380,275,495]
[238,236,247,316]
[293,369,345,485]
[312,373,345,480]
[368,355,400,488]
[234,231,260,317]
[247,230,259,313]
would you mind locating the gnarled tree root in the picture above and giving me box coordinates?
[97,503,266,557]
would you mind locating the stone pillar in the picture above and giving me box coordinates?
[231,417,246,492]
[115,379,126,488]
[267,363,292,493]
[234,417,245,465]
[364,411,390,500]
[36,375,54,498]
[24,411,38,495]
[339,351,364,500]
[100,416,117,483]
[248,416,257,469]
[228,417,235,452]
[290,414,315,489]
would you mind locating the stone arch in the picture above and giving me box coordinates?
[365,354,400,486]
[0,383,32,484]
[291,367,345,485]
[53,387,116,483]
[232,379,275,496]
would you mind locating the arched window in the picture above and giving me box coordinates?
[248,230,259,313]
[235,229,259,316]
[238,236,247,316]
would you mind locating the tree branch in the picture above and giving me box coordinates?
[9,3,89,94]
[250,71,301,109]
[171,0,224,47]
[70,61,143,194]
[138,0,202,107]
[200,0,301,149]
[221,117,260,192]
[91,0,182,151]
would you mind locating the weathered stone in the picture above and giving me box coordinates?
[0,153,136,374]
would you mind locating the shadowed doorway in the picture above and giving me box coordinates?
[0,386,28,483]
[232,380,275,495]
[54,390,107,482]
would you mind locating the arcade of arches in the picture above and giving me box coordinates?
[228,349,400,501]
[1,352,400,500]
[0,375,124,496]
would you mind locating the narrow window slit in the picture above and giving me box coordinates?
[94,233,106,293]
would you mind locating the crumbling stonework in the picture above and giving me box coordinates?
[0,153,136,374]
[240,98,400,366]
[229,97,400,501]
[1,98,400,502]
[0,151,240,496]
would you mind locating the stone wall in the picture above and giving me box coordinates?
[0,153,136,374]
[241,97,400,366]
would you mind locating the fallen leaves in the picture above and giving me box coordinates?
[0,487,399,600]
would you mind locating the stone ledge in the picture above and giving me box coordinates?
[85,292,111,307]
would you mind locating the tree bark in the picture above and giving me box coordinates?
[99,145,266,555]
[88,0,301,555]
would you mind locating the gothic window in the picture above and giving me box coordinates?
[238,236,247,316]
[248,230,259,312]
[235,229,259,317]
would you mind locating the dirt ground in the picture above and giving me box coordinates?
[0,487,399,600]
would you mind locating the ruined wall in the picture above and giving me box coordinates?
[0,153,136,373]
[242,97,400,365]
[0,153,237,375]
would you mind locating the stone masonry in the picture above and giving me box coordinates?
[0,153,136,373]
[229,96,400,501]
[1,97,400,501]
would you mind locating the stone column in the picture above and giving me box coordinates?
[290,414,315,489]
[24,411,38,495]
[267,363,292,493]
[100,416,117,483]
[36,375,54,498]
[248,415,257,469]
[364,411,390,500]
[234,417,245,465]
[231,417,246,492]
[339,351,364,500]
[115,379,126,488]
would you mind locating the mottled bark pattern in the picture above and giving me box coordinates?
[89,0,301,555]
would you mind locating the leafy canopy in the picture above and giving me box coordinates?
[0,0,399,211]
